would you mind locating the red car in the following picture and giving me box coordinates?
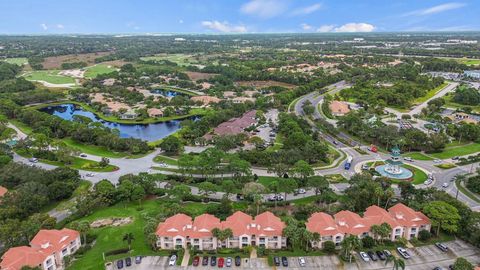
[192,256,200,267]
[218,257,224,268]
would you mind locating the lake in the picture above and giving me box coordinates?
[40,104,195,142]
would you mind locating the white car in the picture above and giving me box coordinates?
[359,252,370,262]
[298,257,306,267]
[168,255,177,266]
[296,188,306,194]
[442,182,449,188]
[433,159,442,163]
[396,247,411,259]
[86,173,95,177]
[424,179,432,185]
[404,157,413,161]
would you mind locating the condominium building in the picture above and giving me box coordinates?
[0,229,81,270]
[155,211,286,251]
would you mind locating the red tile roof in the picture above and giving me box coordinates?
[388,203,430,227]
[156,213,193,237]
[205,110,257,139]
[30,229,80,255]
[191,214,221,238]
[306,212,342,236]
[364,205,401,228]
[254,211,285,237]
[334,210,371,236]
[0,246,48,270]
[221,211,254,237]
[0,186,7,197]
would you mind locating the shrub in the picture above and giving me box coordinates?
[323,241,336,253]
[418,230,432,241]
[104,248,130,256]
[362,236,375,248]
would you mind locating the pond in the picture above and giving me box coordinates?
[151,89,188,98]
[40,104,196,142]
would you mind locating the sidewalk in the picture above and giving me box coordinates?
[181,248,190,267]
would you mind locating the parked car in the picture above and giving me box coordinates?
[376,250,386,260]
[281,256,289,267]
[452,156,460,160]
[202,256,209,266]
[359,252,370,262]
[333,140,339,145]
[433,267,442,270]
[298,257,306,267]
[435,242,449,252]
[396,247,411,259]
[442,182,449,188]
[116,259,124,269]
[211,256,217,266]
[125,257,132,267]
[424,179,433,185]
[169,255,177,266]
[28,158,38,163]
[267,195,277,201]
[135,256,142,264]
[361,164,370,170]
[434,159,442,163]
[276,195,284,201]
[235,256,241,267]
[86,172,95,177]
[367,251,378,261]
[296,188,306,194]
[383,250,392,258]
[273,256,280,266]
[226,257,232,267]
[218,257,224,268]
[404,157,413,162]
[80,153,87,158]
[192,256,200,266]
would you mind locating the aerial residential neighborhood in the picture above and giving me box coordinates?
[1,0,480,270]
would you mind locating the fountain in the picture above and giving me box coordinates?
[375,146,413,180]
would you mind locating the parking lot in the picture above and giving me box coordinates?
[256,109,279,145]
[355,240,480,270]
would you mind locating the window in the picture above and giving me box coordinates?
[62,248,68,255]
[46,259,52,265]
[242,237,248,242]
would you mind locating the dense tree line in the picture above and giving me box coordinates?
[453,84,480,106]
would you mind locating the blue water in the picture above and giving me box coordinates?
[151,89,187,97]
[40,104,195,142]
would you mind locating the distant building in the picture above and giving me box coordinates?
[464,70,480,79]
[447,112,479,124]
[0,186,7,197]
[203,110,257,141]
[190,95,221,105]
[329,101,350,116]
[147,108,164,118]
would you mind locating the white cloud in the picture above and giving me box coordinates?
[56,24,64,29]
[404,2,466,16]
[334,23,375,32]
[301,23,312,31]
[240,0,288,18]
[316,24,335,32]
[179,19,184,24]
[291,3,322,16]
[40,23,48,30]
[201,21,247,33]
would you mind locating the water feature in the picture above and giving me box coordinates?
[375,165,413,180]
[40,104,197,142]
[151,89,188,98]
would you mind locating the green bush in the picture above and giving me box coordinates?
[323,241,336,253]
[361,236,375,249]
[418,230,432,241]
[104,247,129,256]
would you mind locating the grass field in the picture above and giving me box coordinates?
[84,64,117,79]
[140,54,198,66]
[2,57,28,65]
[430,143,480,159]
[153,155,179,166]
[443,57,480,66]
[63,138,128,158]
[435,163,457,170]
[23,70,76,84]
[403,164,428,185]
[456,179,480,203]
[413,82,448,104]
[402,152,433,161]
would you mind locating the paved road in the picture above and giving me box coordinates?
[409,82,458,116]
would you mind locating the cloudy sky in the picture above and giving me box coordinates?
[0,0,478,34]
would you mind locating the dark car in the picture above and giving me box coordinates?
[235,256,241,267]
[125,257,132,267]
[435,242,448,252]
[367,251,378,261]
[376,250,386,260]
[281,256,289,267]
[273,256,281,266]
[202,256,209,266]
[116,259,124,269]
[433,267,442,270]
[135,256,142,264]
[192,256,200,267]
[211,256,217,267]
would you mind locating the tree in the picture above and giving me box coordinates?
[212,228,233,247]
[307,176,329,197]
[378,222,392,244]
[341,235,361,263]
[98,157,110,167]
[253,193,262,215]
[159,135,183,155]
[323,240,336,253]
[123,232,135,250]
[292,160,314,181]
[453,257,474,270]
[386,255,405,270]
[279,178,298,201]
[268,162,290,178]
[418,230,432,241]
[362,236,375,248]
[94,180,117,205]
[423,201,461,235]
[171,184,191,201]
[198,182,217,201]
[302,100,315,115]
[70,221,90,245]
[370,224,381,244]
[131,184,146,205]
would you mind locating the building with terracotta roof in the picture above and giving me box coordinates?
[203,110,257,141]
[0,186,7,197]
[329,100,350,116]
[0,229,81,270]
[147,108,164,118]
[155,211,286,251]
[306,203,431,249]
[190,95,221,105]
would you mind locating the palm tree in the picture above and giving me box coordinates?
[386,255,405,270]
[312,232,321,249]
[370,225,381,244]
[77,221,90,245]
[302,229,314,251]
[374,186,383,206]
[383,187,395,209]
[379,223,392,244]
[253,193,262,215]
[341,235,361,263]
[123,233,135,250]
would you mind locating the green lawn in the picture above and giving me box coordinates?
[403,164,428,185]
[402,152,433,161]
[435,163,457,170]
[430,143,480,159]
[257,176,283,189]
[140,54,199,66]
[444,94,480,114]
[41,180,91,213]
[455,179,480,203]
[84,64,117,79]
[63,138,128,158]
[412,82,448,104]
[325,174,348,183]
[2,57,28,65]
[23,70,76,84]
[153,155,179,166]
[9,119,33,134]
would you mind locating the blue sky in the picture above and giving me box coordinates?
[0,0,478,34]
